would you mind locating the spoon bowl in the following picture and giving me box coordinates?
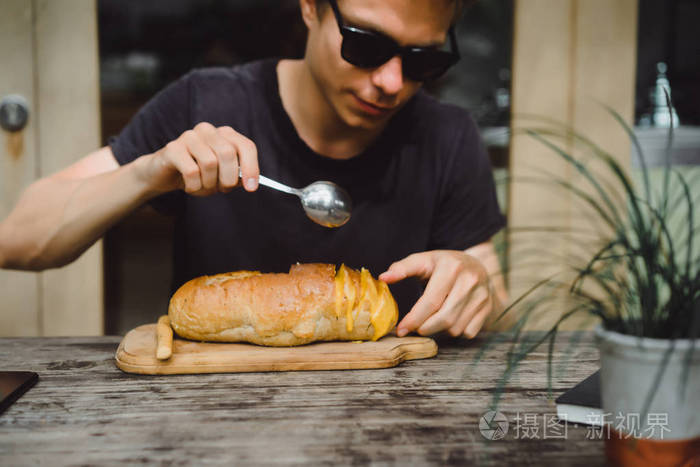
[251,173,352,228]
[299,181,352,228]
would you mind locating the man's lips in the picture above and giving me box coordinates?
[352,94,395,116]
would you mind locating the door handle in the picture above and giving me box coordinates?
[0,95,30,133]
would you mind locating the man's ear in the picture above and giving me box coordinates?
[299,0,320,29]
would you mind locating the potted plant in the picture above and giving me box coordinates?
[484,104,699,466]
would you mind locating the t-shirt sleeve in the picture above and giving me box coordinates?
[428,113,506,250]
[108,73,193,216]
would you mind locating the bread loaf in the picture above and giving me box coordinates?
[168,263,399,346]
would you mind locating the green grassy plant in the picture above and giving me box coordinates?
[480,101,699,409]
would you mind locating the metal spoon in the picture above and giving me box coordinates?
[243,172,352,228]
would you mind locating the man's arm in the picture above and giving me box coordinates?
[0,123,261,271]
[0,146,152,270]
[379,240,507,338]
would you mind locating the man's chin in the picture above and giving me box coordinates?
[341,106,394,130]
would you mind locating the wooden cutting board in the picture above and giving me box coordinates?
[115,324,438,375]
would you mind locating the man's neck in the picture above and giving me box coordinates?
[277,59,387,160]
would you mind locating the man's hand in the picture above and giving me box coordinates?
[379,248,502,338]
[134,122,260,197]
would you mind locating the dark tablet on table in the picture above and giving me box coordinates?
[0,371,39,415]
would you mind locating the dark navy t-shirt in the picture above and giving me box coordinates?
[109,58,505,316]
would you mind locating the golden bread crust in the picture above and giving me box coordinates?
[168,263,398,346]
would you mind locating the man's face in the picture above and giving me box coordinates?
[303,0,456,130]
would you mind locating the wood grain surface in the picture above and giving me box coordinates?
[116,324,439,374]
[0,332,605,465]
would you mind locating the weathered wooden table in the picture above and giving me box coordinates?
[0,332,604,465]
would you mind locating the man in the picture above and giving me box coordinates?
[0,0,506,338]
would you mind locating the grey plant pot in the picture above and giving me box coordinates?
[595,326,700,441]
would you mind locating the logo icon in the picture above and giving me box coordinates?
[479,411,509,440]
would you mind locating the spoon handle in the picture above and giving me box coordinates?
[242,172,301,197]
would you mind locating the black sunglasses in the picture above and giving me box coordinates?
[326,0,460,82]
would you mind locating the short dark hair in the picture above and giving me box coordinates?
[316,0,472,25]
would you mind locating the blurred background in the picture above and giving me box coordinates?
[1,0,698,336]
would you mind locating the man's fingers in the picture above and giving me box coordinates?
[396,264,456,337]
[445,283,490,337]
[219,126,259,192]
[183,129,218,191]
[463,297,493,339]
[387,250,495,340]
[379,252,434,284]
[197,123,239,190]
[162,142,201,193]
[418,275,480,336]
[156,123,260,196]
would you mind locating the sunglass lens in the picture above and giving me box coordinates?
[403,50,455,81]
[341,29,395,68]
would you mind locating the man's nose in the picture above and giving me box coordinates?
[371,56,404,96]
